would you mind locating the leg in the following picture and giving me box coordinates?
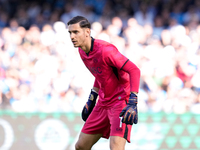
[108,101,133,150]
[78,105,110,150]
[75,132,102,150]
[110,136,126,150]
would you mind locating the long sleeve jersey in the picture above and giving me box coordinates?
[78,38,140,107]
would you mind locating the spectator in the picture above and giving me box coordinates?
[170,2,184,25]
[0,11,9,28]
[152,15,165,38]
[134,2,154,26]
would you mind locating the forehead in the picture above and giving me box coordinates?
[68,23,81,31]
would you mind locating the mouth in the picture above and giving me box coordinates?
[72,41,77,44]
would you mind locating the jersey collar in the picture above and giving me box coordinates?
[90,37,95,52]
[86,37,94,56]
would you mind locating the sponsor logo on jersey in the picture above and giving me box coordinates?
[87,67,102,74]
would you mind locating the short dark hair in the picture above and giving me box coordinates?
[67,16,91,29]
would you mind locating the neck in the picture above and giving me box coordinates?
[80,37,92,53]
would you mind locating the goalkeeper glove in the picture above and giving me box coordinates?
[81,89,98,121]
[119,92,138,125]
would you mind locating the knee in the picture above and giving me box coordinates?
[110,139,118,150]
[110,136,126,150]
[75,142,82,150]
[110,140,118,150]
[75,142,86,150]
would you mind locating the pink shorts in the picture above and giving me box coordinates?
[81,100,132,143]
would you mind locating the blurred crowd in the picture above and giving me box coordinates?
[0,0,200,114]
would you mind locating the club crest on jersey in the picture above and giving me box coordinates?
[93,58,98,63]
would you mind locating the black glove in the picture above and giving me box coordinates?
[119,92,138,125]
[81,90,98,121]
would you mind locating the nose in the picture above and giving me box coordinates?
[70,33,74,40]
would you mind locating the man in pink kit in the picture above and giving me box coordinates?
[67,16,140,150]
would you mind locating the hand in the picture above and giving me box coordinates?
[81,90,98,121]
[119,92,138,125]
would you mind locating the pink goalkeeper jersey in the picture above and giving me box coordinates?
[79,38,132,107]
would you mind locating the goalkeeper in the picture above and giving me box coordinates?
[68,16,140,150]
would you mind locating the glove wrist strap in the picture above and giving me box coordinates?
[128,92,138,105]
[88,89,98,103]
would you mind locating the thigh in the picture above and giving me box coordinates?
[110,136,126,150]
[76,132,102,150]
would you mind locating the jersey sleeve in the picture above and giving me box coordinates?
[103,44,140,93]
[103,45,128,69]
[93,78,100,89]
[121,60,141,92]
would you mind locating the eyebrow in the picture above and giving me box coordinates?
[68,30,78,33]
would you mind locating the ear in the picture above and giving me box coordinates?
[85,28,91,37]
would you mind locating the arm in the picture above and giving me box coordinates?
[121,60,140,93]
[81,79,99,122]
[103,45,140,125]
[120,60,140,125]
